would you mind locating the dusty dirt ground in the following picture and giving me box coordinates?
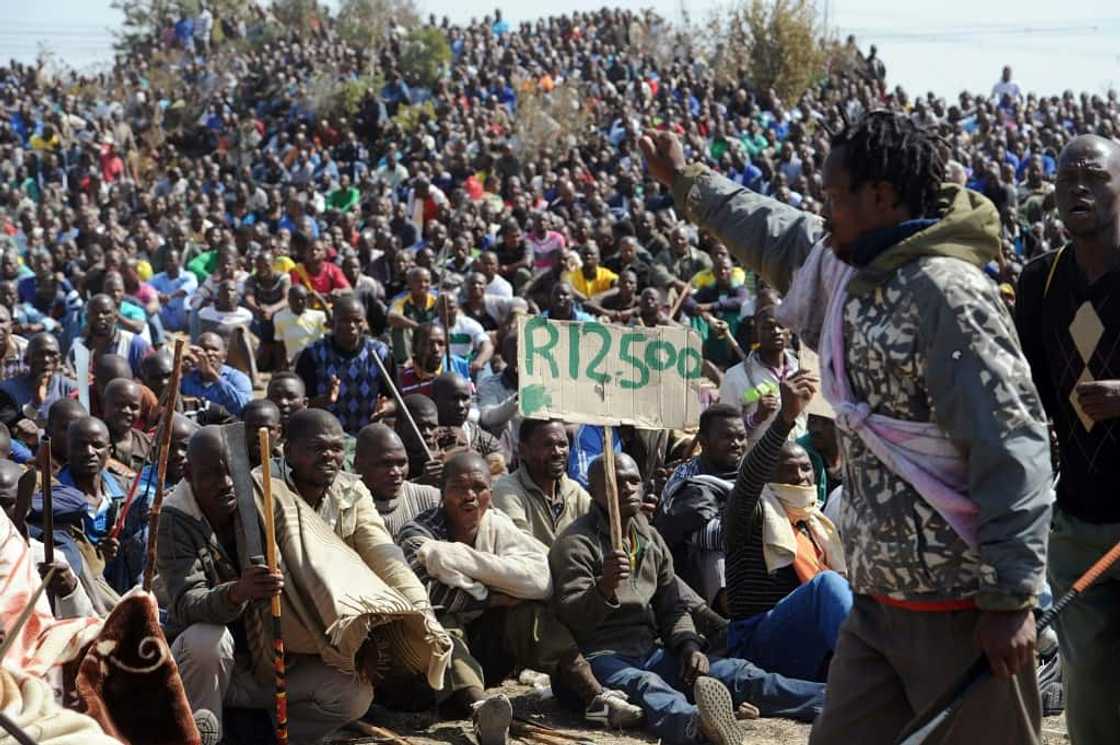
[331,681,1070,745]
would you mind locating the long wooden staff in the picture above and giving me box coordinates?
[369,346,434,461]
[668,284,692,320]
[141,339,185,592]
[601,425,624,552]
[258,427,288,745]
[38,438,54,568]
[439,293,453,372]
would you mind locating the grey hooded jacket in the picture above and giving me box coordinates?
[673,165,1052,610]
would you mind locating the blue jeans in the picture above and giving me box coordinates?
[588,647,824,745]
[728,570,853,682]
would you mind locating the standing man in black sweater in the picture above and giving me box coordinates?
[1015,134,1120,745]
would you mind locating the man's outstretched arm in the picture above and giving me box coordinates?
[641,131,824,294]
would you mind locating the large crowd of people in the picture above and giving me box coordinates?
[1,3,1118,745]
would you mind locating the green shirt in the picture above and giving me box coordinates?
[326,186,360,213]
[186,250,218,283]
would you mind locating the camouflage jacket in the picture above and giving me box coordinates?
[674,166,1052,610]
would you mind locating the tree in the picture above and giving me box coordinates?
[337,0,419,50]
[269,0,322,31]
[702,0,831,103]
[398,27,451,90]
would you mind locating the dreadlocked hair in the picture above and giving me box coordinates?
[830,110,947,219]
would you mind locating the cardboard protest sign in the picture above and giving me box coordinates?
[517,316,703,429]
[797,346,836,419]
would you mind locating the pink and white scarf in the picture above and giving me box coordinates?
[776,242,979,547]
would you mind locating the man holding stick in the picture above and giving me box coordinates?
[159,426,372,745]
[641,111,1052,744]
[549,452,824,745]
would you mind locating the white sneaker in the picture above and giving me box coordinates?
[471,693,512,745]
[193,709,221,745]
[585,688,644,729]
[694,676,751,745]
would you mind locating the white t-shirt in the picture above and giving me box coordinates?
[485,274,514,298]
[447,314,489,362]
[991,80,1022,102]
[273,308,328,363]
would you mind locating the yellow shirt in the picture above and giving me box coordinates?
[691,266,747,290]
[273,255,297,274]
[565,266,618,297]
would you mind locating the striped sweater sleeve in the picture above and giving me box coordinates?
[723,416,799,620]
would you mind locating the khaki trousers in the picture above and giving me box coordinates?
[809,595,1040,745]
[171,623,373,745]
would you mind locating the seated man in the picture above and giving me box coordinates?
[399,452,642,745]
[397,322,471,399]
[102,378,153,478]
[29,416,123,611]
[492,418,591,547]
[0,458,94,619]
[142,349,235,427]
[551,453,826,745]
[261,409,452,703]
[265,371,308,435]
[0,332,76,426]
[90,353,161,431]
[655,404,748,608]
[159,426,373,743]
[432,372,503,469]
[271,409,437,619]
[243,399,282,468]
[181,331,252,417]
[353,423,440,540]
[723,371,852,683]
[397,394,442,485]
[66,293,151,378]
[116,413,198,593]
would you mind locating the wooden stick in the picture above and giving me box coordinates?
[141,338,185,593]
[895,535,1120,745]
[369,346,434,461]
[38,438,53,567]
[668,283,692,320]
[601,425,623,552]
[347,720,414,745]
[439,293,453,372]
[259,427,288,745]
[512,719,587,742]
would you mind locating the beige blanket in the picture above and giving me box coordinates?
[416,507,552,601]
[248,476,451,691]
[0,668,121,745]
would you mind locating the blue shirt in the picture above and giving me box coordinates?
[568,425,623,489]
[181,364,252,416]
[149,270,198,319]
[56,466,126,544]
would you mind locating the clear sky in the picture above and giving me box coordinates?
[3,0,1118,98]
